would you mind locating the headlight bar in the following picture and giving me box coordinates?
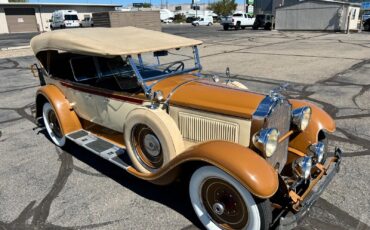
[252,128,280,158]
[291,106,312,131]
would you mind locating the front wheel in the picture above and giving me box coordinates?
[189,166,272,230]
[364,23,370,31]
[223,25,229,30]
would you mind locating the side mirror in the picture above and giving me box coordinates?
[149,90,164,109]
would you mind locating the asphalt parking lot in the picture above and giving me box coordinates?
[0,24,369,230]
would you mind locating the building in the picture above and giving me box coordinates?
[0,1,121,34]
[254,0,361,15]
[275,0,360,31]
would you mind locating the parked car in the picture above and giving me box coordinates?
[30,27,341,230]
[363,18,370,31]
[192,16,213,26]
[221,12,255,30]
[80,17,94,27]
[253,14,274,30]
[50,10,80,30]
[186,16,198,23]
[160,9,174,23]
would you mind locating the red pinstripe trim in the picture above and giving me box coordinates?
[60,81,144,104]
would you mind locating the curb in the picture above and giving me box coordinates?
[1,45,30,51]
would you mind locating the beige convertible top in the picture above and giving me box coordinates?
[30,26,203,57]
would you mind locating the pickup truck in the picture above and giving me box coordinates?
[80,17,94,27]
[221,13,255,30]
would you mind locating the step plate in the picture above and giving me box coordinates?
[66,130,130,170]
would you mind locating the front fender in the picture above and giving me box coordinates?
[36,84,81,135]
[128,141,279,199]
[289,99,336,153]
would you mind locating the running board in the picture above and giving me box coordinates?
[66,130,130,170]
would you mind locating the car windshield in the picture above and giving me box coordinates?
[65,15,78,20]
[128,46,201,84]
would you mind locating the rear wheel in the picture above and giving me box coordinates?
[241,26,246,29]
[364,23,370,31]
[189,166,272,230]
[235,22,241,30]
[43,102,66,147]
[264,23,272,30]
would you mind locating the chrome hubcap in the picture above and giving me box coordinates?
[143,134,161,157]
[213,202,225,215]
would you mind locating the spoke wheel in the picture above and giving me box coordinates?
[43,102,66,147]
[131,124,163,170]
[189,166,265,230]
[201,178,249,229]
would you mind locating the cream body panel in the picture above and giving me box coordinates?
[45,78,99,122]
[43,78,92,119]
[169,106,251,147]
[95,97,144,132]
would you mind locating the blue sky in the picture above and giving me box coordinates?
[29,0,244,8]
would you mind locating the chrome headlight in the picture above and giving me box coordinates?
[291,106,312,131]
[292,156,312,179]
[309,141,326,164]
[253,128,280,157]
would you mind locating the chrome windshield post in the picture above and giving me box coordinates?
[193,46,202,72]
[138,54,144,68]
[127,55,151,96]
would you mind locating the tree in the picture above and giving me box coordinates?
[207,0,237,17]
[142,3,152,8]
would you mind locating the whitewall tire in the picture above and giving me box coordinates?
[42,102,66,147]
[124,108,184,174]
[189,166,265,230]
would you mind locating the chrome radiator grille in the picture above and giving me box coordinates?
[265,100,292,171]
[178,112,239,143]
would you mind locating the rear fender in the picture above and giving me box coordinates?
[128,141,279,199]
[289,99,336,153]
[36,84,81,135]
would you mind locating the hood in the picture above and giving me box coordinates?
[152,75,265,119]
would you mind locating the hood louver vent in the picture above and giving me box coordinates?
[178,112,239,143]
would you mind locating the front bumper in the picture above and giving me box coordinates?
[279,147,342,229]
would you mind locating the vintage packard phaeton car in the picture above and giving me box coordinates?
[30,27,341,230]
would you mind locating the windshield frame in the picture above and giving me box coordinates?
[127,45,202,95]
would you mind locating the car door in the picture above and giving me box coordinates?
[246,14,254,26]
[93,56,144,132]
[64,56,101,123]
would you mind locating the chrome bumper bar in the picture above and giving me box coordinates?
[279,147,342,229]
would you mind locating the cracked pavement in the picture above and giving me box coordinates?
[0,25,369,229]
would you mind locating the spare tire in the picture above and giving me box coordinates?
[124,108,184,174]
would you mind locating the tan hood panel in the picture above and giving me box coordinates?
[153,75,265,119]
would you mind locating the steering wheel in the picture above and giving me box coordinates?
[164,61,185,73]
